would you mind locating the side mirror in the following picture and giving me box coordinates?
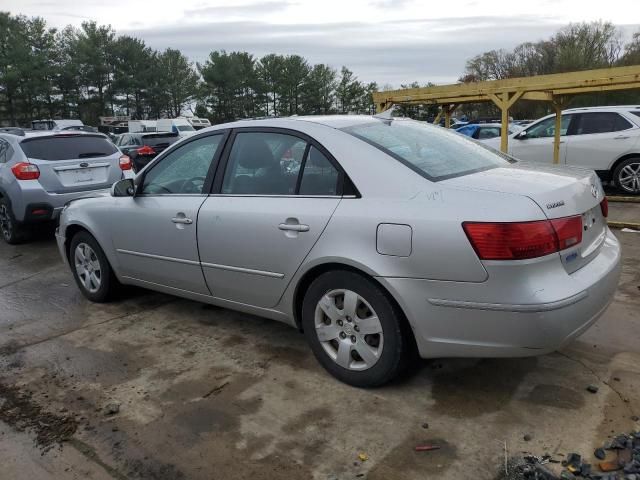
[111,178,135,197]
[515,131,527,140]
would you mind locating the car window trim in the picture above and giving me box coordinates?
[209,126,355,198]
[136,130,231,197]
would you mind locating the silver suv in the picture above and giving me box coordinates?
[0,129,132,244]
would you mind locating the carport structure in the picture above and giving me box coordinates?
[372,65,640,164]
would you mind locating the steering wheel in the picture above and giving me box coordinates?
[180,176,206,194]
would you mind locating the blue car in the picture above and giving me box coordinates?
[455,123,522,141]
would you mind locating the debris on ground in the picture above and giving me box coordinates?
[415,444,441,452]
[104,402,120,415]
[0,381,78,453]
[421,422,429,429]
[498,430,640,479]
[586,385,599,394]
[524,434,533,442]
[357,452,368,462]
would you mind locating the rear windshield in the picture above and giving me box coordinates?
[20,135,118,161]
[342,119,512,181]
[141,134,180,147]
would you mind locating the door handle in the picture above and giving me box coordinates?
[614,135,630,140]
[278,223,309,232]
[172,217,193,225]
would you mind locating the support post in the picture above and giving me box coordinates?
[489,92,523,153]
[433,109,443,125]
[551,96,566,165]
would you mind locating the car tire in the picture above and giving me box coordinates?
[69,231,119,303]
[0,197,27,245]
[613,157,640,194]
[302,270,412,387]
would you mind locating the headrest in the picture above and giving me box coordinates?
[235,136,276,170]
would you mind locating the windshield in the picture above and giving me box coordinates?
[177,125,195,132]
[20,135,118,160]
[342,119,512,181]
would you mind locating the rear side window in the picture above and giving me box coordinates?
[0,139,12,163]
[342,119,511,181]
[20,135,118,160]
[299,147,339,196]
[574,113,632,135]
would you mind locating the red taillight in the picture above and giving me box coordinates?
[463,215,583,260]
[11,162,40,180]
[550,216,583,250]
[136,145,155,156]
[600,197,608,218]
[119,155,132,171]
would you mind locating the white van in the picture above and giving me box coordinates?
[129,120,157,133]
[156,118,196,138]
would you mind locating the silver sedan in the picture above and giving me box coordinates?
[56,116,621,387]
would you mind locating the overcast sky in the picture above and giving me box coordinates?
[4,0,640,86]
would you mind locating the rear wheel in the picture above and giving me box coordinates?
[302,270,411,387]
[69,231,119,302]
[613,157,640,194]
[0,197,27,245]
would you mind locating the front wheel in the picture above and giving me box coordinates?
[302,270,412,387]
[613,157,640,194]
[69,231,119,302]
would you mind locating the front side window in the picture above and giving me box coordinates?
[141,135,222,195]
[574,112,632,135]
[478,127,501,139]
[222,132,306,195]
[524,115,572,139]
[342,119,511,181]
[299,147,339,196]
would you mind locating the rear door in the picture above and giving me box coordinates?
[20,134,122,193]
[111,132,227,294]
[564,112,639,170]
[510,114,574,164]
[197,128,343,308]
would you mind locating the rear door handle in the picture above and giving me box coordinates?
[278,223,309,232]
[614,135,630,140]
[172,217,193,225]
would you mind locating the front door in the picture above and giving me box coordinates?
[510,114,573,164]
[198,130,343,308]
[112,133,226,295]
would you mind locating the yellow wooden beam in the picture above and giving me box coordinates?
[371,65,640,107]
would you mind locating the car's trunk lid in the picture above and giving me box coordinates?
[442,162,607,273]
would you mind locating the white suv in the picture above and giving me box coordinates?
[485,106,640,194]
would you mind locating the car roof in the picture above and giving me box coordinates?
[19,130,109,142]
[564,105,640,112]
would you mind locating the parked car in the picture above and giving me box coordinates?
[157,118,196,138]
[56,116,620,387]
[455,123,523,140]
[484,106,640,193]
[0,130,134,244]
[114,132,180,172]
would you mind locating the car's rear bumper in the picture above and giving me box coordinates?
[379,228,621,358]
[15,186,114,223]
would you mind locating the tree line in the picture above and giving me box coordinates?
[1,12,640,127]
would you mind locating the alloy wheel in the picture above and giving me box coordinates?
[0,204,12,241]
[618,161,640,194]
[74,243,102,293]
[314,289,384,371]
